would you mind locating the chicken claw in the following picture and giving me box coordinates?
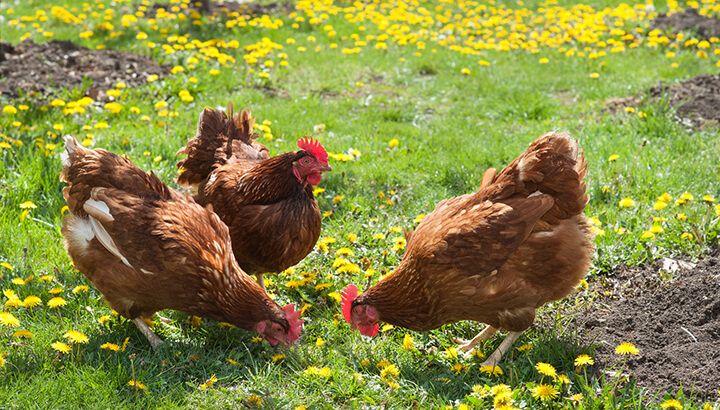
[480,331,522,366]
[132,318,164,350]
[455,325,498,352]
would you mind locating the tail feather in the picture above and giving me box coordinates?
[480,132,588,222]
[176,105,267,187]
[61,137,179,217]
[60,136,87,182]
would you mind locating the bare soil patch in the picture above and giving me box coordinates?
[0,40,167,99]
[583,250,720,399]
[652,8,720,40]
[605,74,720,126]
[147,1,293,17]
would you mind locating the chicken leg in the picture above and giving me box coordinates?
[256,273,265,290]
[132,318,163,349]
[455,325,498,352]
[481,331,522,367]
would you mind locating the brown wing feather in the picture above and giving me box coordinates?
[406,193,555,276]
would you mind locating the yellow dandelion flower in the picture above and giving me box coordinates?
[618,197,635,208]
[388,138,399,148]
[516,343,533,352]
[12,329,33,339]
[535,362,557,378]
[47,297,67,308]
[380,364,400,379]
[22,296,42,308]
[0,354,5,368]
[615,342,640,355]
[247,395,263,407]
[660,399,683,410]
[568,393,584,403]
[0,312,20,327]
[271,353,286,363]
[402,334,414,351]
[51,341,72,353]
[574,354,594,366]
[335,248,354,257]
[0,262,12,270]
[104,102,122,114]
[531,383,559,401]
[198,374,218,390]
[72,285,89,294]
[479,364,503,376]
[64,330,89,344]
[127,379,146,390]
[653,201,668,211]
[100,342,120,351]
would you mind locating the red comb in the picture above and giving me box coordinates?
[282,303,304,344]
[341,284,358,324]
[297,137,328,165]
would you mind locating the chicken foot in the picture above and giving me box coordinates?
[481,331,522,367]
[132,318,164,350]
[455,325,498,352]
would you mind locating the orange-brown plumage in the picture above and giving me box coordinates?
[60,136,302,347]
[343,132,593,362]
[176,105,330,279]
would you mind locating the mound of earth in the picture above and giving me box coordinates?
[583,251,720,400]
[652,8,720,40]
[0,40,167,99]
[146,1,292,17]
[605,74,720,126]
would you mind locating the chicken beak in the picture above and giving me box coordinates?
[319,164,332,172]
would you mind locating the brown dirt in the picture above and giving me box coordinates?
[0,40,167,99]
[605,74,720,126]
[583,250,720,400]
[147,1,293,17]
[652,8,720,40]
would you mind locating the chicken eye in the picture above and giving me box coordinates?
[301,157,312,165]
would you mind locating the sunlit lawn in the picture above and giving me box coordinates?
[1,0,719,408]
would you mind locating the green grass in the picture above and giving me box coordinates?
[1,0,719,408]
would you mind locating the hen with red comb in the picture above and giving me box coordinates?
[176,105,332,291]
[342,284,379,337]
[297,137,329,165]
[337,132,592,367]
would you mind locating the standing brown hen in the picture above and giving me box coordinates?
[341,132,594,365]
[60,136,302,348]
[176,105,331,288]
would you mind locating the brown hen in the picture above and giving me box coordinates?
[176,105,331,288]
[342,132,593,365]
[60,136,302,348]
